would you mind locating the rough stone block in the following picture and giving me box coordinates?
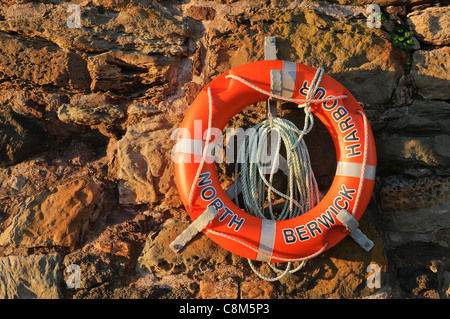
[0,254,61,299]
[411,47,450,100]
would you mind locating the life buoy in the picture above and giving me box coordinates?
[173,60,376,263]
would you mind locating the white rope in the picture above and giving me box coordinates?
[234,118,320,220]
[352,109,369,216]
[231,68,327,281]
[225,74,348,105]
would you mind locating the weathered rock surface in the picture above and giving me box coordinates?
[0,3,190,56]
[137,214,387,299]
[200,281,239,299]
[0,254,61,299]
[240,281,277,299]
[379,175,450,253]
[397,263,440,298]
[87,51,180,100]
[379,100,450,135]
[82,210,151,263]
[407,6,450,46]
[0,31,91,89]
[376,99,450,175]
[411,47,450,100]
[63,251,113,290]
[117,115,180,206]
[377,134,450,173]
[187,5,217,21]
[444,270,450,298]
[383,196,450,236]
[0,178,105,248]
[380,175,450,213]
[329,0,436,5]
[0,3,189,112]
[392,74,415,107]
[205,7,406,106]
[58,103,124,126]
[0,108,49,168]
[137,220,236,278]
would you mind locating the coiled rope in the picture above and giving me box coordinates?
[232,67,329,281]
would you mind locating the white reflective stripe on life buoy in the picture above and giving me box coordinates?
[282,61,297,98]
[257,219,277,262]
[335,161,376,181]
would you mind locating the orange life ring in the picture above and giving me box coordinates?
[173,60,376,263]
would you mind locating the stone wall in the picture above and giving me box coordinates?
[0,0,448,299]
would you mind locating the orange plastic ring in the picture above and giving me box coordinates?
[173,60,376,262]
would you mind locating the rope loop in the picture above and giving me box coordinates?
[234,116,320,221]
[230,68,328,280]
[224,72,347,106]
